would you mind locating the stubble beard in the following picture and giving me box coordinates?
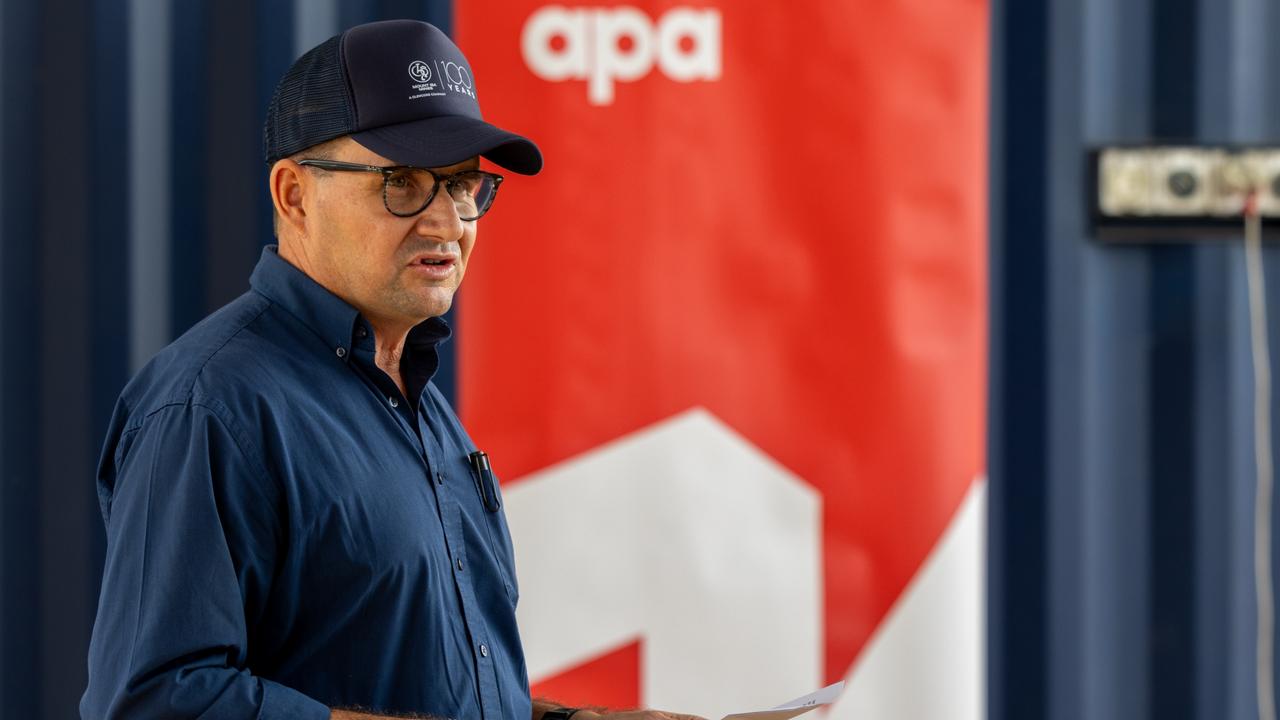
[388,274,456,322]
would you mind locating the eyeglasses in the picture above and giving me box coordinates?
[297,159,504,221]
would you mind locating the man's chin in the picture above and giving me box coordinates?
[414,290,456,319]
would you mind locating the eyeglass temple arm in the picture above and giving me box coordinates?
[297,159,391,174]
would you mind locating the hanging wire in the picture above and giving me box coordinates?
[1245,189,1276,720]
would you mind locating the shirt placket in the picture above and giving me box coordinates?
[347,351,498,717]
[415,398,503,720]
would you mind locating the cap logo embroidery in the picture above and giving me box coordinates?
[408,60,433,83]
[408,59,443,100]
[441,61,475,98]
[408,59,476,100]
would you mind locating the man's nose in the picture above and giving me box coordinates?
[414,183,465,242]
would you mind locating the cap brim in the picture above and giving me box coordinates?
[351,115,542,175]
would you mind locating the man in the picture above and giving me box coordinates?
[81,19,703,720]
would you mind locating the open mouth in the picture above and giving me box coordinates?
[408,256,457,277]
[412,256,456,267]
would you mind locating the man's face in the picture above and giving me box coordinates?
[298,137,479,327]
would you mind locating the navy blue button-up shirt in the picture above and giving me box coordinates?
[82,247,529,720]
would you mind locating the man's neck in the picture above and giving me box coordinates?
[369,320,412,398]
[277,239,418,399]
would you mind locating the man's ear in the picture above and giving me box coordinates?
[270,159,309,236]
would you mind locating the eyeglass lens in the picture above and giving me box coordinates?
[384,168,498,220]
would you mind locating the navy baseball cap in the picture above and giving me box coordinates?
[264,19,542,174]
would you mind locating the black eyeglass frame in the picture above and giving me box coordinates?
[296,159,504,221]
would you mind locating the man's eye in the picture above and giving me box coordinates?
[451,174,482,196]
[387,171,415,189]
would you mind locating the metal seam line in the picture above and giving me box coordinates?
[294,0,337,59]
[0,0,7,696]
[128,0,172,372]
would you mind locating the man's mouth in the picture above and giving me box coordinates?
[408,255,458,278]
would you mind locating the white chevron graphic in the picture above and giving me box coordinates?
[504,407,823,720]
[827,477,986,720]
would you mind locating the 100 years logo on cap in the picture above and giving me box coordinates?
[408,59,476,100]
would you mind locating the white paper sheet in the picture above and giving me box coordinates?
[720,681,845,720]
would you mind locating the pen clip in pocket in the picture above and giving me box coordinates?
[467,450,502,513]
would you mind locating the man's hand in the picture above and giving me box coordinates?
[573,711,708,720]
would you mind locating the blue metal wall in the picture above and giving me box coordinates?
[6,0,1280,718]
[991,0,1280,718]
[0,2,452,717]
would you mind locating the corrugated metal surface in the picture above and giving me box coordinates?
[991,0,1280,718]
[6,0,1280,717]
[0,2,452,716]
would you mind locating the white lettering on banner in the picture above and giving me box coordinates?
[503,408,821,720]
[521,5,722,105]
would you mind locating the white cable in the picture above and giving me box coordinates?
[1246,196,1276,720]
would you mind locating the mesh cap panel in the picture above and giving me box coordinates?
[263,36,355,163]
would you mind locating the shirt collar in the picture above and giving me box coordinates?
[249,245,452,362]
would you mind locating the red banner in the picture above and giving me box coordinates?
[457,1,987,714]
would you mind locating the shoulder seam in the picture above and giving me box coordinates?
[118,299,274,435]
[189,398,277,497]
[185,300,273,398]
[126,401,275,495]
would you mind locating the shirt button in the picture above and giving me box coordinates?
[388,396,399,408]
[456,558,464,572]
[436,472,445,485]
[335,346,347,358]
[479,643,489,658]
[356,326,368,338]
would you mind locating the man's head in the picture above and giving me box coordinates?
[270,136,481,327]
[263,19,540,327]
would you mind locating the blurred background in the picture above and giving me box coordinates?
[2,0,1280,718]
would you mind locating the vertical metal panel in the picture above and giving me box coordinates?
[87,0,131,674]
[988,0,1049,716]
[293,0,337,56]
[13,0,143,713]
[36,0,94,714]
[338,1,378,32]
[1194,2,1280,719]
[204,0,263,309]
[1,3,43,718]
[1147,2,1200,716]
[1,4,459,717]
[418,0,451,34]
[1188,237,1245,719]
[128,0,171,371]
[0,5,6,703]
[1044,1,1087,717]
[256,0,295,254]
[168,0,207,339]
[1078,1,1155,718]
[996,0,1280,718]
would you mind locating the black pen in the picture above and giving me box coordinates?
[467,450,501,513]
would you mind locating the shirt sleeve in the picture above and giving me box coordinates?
[81,400,331,720]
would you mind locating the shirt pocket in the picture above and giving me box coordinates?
[453,453,520,606]
[485,474,520,606]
